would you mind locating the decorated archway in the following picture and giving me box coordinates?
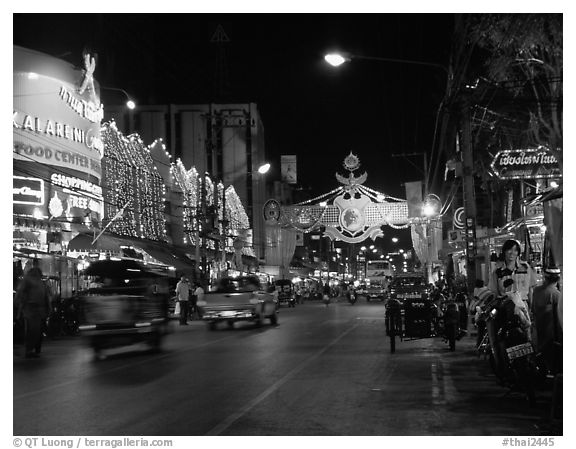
[263,152,411,242]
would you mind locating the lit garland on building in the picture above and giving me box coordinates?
[171,159,254,256]
[101,121,167,241]
[171,160,199,246]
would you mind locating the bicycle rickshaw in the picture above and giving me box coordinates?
[384,273,466,353]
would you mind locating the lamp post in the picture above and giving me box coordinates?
[99,86,136,110]
[252,162,271,264]
[324,52,449,76]
[325,51,463,286]
[325,51,448,196]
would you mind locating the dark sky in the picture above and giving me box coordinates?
[13,13,454,200]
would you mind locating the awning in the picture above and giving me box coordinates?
[66,233,123,252]
[139,245,196,273]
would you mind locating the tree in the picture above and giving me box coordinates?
[468,14,563,168]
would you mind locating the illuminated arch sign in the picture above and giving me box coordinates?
[264,153,410,244]
[13,46,104,180]
[491,148,561,180]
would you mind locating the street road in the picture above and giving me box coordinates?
[13,300,557,436]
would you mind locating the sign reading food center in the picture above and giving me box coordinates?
[491,148,561,180]
[13,46,103,181]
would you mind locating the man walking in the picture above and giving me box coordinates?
[176,275,190,325]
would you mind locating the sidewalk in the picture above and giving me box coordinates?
[454,329,562,435]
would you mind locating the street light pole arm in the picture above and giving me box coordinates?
[351,54,449,76]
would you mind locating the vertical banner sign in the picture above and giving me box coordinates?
[404,181,423,217]
[281,155,297,184]
[506,190,514,223]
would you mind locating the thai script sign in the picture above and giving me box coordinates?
[491,148,561,180]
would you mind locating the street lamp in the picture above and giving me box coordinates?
[324,51,449,76]
[392,237,399,243]
[99,86,136,110]
[324,51,448,196]
[258,162,271,174]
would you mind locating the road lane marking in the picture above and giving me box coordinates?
[431,362,443,404]
[205,322,360,436]
[441,360,457,402]
[13,335,237,401]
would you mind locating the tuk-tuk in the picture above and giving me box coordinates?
[77,259,171,357]
[275,279,295,307]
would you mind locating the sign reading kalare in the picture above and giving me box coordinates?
[491,148,561,180]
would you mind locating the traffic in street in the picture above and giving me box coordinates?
[13,300,557,436]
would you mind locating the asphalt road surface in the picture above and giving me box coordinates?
[13,299,559,436]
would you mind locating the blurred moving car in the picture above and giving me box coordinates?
[77,259,171,357]
[197,276,278,330]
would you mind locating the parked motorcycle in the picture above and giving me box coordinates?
[480,287,540,406]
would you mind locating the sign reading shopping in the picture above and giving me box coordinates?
[491,147,561,180]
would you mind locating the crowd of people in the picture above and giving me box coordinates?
[174,275,205,325]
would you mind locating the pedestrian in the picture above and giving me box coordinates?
[323,282,331,307]
[488,239,537,309]
[15,267,51,358]
[175,275,190,325]
[531,267,562,375]
[192,282,205,319]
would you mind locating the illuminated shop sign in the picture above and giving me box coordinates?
[13,111,104,156]
[13,176,44,205]
[491,148,561,180]
[47,190,102,220]
[50,173,102,197]
[13,46,104,181]
[58,86,104,123]
[13,142,101,179]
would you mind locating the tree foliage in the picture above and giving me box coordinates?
[469,14,562,166]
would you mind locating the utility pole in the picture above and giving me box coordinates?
[460,91,477,293]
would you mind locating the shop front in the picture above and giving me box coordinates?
[13,46,105,298]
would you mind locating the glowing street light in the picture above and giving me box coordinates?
[257,162,271,174]
[324,51,449,75]
[392,237,399,243]
[100,86,136,110]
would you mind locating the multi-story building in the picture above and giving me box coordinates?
[105,103,268,262]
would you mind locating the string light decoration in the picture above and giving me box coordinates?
[101,121,166,241]
[171,160,199,246]
[170,159,254,257]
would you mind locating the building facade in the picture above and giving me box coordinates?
[105,103,268,261]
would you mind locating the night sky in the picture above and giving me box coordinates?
[13,13,454,201]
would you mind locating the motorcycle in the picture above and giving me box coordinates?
[347,289,357,305]
[480,288,540,406]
